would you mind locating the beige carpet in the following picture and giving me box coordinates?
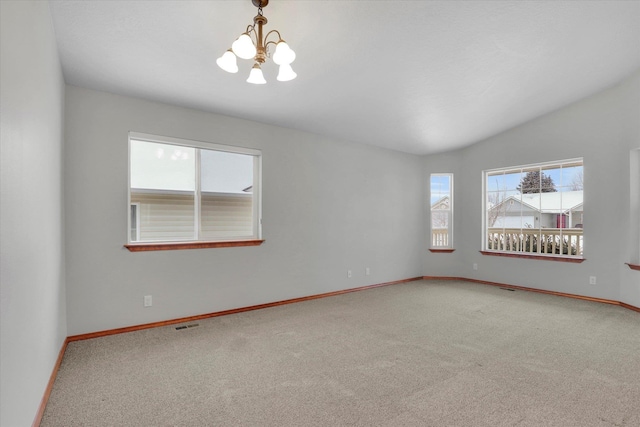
[41,280,640,426]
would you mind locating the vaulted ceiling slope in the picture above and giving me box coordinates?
[49,0,640,155]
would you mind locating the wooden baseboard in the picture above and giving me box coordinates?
[423,276,640,313]
[620,302,640,313]
[67,277,424,342]
[32,338,69,427]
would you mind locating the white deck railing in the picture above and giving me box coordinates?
[431,229,449,247]
[486,227,583,257]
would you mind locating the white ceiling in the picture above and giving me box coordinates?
[49,0,640,155]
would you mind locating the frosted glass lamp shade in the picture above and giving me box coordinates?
[247,64,267,84]
[232,34,257,59]
[216,50,238,73]
[272,41,296,65]
[277,64,297,82]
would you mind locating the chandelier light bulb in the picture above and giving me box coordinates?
[272,41,296,65]
[216,50,238,73]
[247,63,267,84]
[232,33,257,59]
[277,63,297,82]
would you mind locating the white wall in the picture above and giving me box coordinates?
[424,71,640,306]
[64,86,424,336]
[0,1,67,426]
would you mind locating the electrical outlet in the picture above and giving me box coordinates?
[589,276,597,285]
[366,267,370,276]
[347,270,352,278]
[144,295,152,307]
[473,263,478,271]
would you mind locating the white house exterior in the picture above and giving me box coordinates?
[490,191,583,229]
[130,190,253,242]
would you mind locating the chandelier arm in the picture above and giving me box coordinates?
[264,29,283,43]
[245,24,258,44]
[264,40,279,57]
[263,30,284,57]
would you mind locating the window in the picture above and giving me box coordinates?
[430,174,453,249]
[127,133,262,249]
[483,158,583,260]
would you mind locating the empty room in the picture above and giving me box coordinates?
[1,1,639,426]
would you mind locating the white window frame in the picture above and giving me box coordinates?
[130,202,141,242]
[127,132,262,245]
[482,158,583,259]
[430,173,453,249]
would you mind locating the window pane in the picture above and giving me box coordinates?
[200,150,254,239]
[430,174,453,248]
[561,164,583,192]
[130,140,195,191]
[503,170,522,192]
[541,165,561,192]
[430,175,451,206]
[130,140,196,241]
[201,150,253,193]
[487,188,512,226]
[519,167,541,194]
[486,172,505,193]
[130,205,138,242]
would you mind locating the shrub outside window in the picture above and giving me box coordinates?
[128,132,261,245]
[484,158,583,259]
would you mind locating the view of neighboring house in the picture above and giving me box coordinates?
[489,190,583,229]
[430,195,450,228]
[130,190,253,242]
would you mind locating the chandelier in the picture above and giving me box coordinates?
[216,0,296,84]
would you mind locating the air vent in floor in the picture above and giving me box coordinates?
[175,323,199,330]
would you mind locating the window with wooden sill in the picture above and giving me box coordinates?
[127,132,262,251]
[430,173,454,252]
[483,158,584,262]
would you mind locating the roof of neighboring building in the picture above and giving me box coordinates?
[492,191,583,214]
[431,195,450,209]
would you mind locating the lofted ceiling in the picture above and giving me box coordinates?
[49,0,640,155]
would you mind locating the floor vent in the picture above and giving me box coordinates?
[175,323,199,330]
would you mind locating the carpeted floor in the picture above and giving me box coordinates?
[41,280,640,426]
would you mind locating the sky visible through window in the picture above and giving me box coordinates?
[486,163,583,198]
[430,174,451,206]
[131,140,253,194]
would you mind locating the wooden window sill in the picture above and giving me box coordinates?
[429,249,455,253]
[480,251,585,263]
[626,263,640,271]
[125,240,265,252]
